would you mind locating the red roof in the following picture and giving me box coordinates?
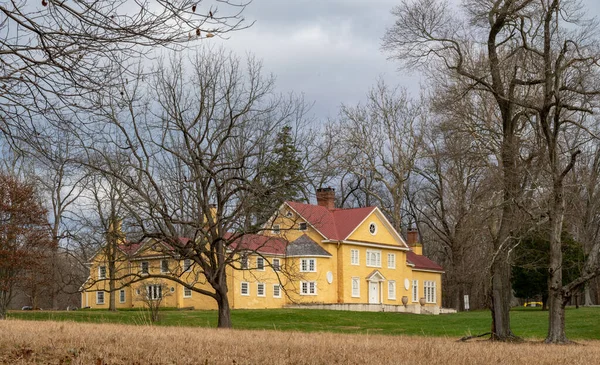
[228,233,287,255]
[406,251,444,272]
[286,201,375,240]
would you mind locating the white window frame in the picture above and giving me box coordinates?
[366,250,381,268]
[160,259,169,273]
[351,277,360,298]
[272,258,281,272]
[350,249,359,266]
[240,254,248,269]
[424,281,437,304]
[147,285,162,300]
[300,258,316,272]
[119,289,126,303]
[300,281,317,295]
[369,222,377,235]
[273,284,282,298]
[240,282,249,296]
[96,291,105,305]
[387,253,396,269]
[256,257,265,271]
[299,222,307,231]
[412,280,419,302]
[183,287,192,298]
[183,259,192,272]
[272,224,280,234]
[257,283,266,297]
[98,265,107,279]
[140,261,149,274]
[388,280,396,300]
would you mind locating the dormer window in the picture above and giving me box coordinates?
[369,223,377,235]
[299,222,307,231]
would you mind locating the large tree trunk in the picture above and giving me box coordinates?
[489,129,520,341]
[216,291,232,328]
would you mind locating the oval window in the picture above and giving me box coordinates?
[369,223,377,235]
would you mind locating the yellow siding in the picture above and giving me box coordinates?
[346,211,402,246]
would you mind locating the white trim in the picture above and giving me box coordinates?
[387,253,396,269]
[273,284,282,298]
[98,266,106,280]
[140,261,149,274]
[411,268,445,273]
[340,207,377,240]
[272,258,281,272]
[96,291,105,305]
[351,277,360,298]
[350,249,359,265]
[368,222,377,235]
[388,280,397,300]
[300,258,317,272]
[412,280,419,303]
[300,281,317,295]
[183,287,192,298]
[119,289,126,303]
[257,282,266,297]
[240,282,250,296]
[324,240,409,251]
[272,224,281,234]
[366,250,382,268]
[256,257,265,271]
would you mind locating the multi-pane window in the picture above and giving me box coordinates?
[366,250,381,267]
[299,222,307,231]
[350,249,359,265]
[240,254,248,269]
[351,277,360,297]
[273,284,282,298]
[161,260,169,273]
[257,283,265,297]
[98,266,106,279]
[272,224,280,234]
[241,282,249,296]
[256,257,265,271]
[388,281,396,300]
[96,291,105,305]
[184,287,192,298]
[412,280,419,302]
[387,254,396,269]
[119,289,126,303]
[300,281,317,295]
[424,281,437,304]
[147,285,162,300]
[141,261,149,274]
[183,259,192,272]
[300,258,316,272]
[272,258,281,272]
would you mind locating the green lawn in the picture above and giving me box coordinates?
[7,306,600,340]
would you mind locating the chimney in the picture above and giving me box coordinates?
[407,228,422,255]
[316,187,336,210]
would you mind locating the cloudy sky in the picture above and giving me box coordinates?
[214,0,600,122]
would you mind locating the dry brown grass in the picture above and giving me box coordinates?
[1,319,599,364]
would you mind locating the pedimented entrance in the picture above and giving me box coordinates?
[366,270,385,304]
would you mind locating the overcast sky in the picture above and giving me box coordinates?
[214,0,600,123]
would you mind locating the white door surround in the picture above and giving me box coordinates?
[366,270,386,304]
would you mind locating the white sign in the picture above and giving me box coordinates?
[464,295,470,311]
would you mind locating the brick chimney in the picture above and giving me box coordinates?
[407,228,422,255]
[316,187,336,210]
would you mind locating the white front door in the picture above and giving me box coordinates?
[368,282,379,304]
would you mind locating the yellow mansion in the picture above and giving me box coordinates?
[81,188,444,313]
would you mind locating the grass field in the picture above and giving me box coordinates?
[1,319,599,364]
[8,306,600,340]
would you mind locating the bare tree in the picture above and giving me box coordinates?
[332,80,422,229]
[67,48,310,328]
[136,281,171,323]
[1,0,249,140]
